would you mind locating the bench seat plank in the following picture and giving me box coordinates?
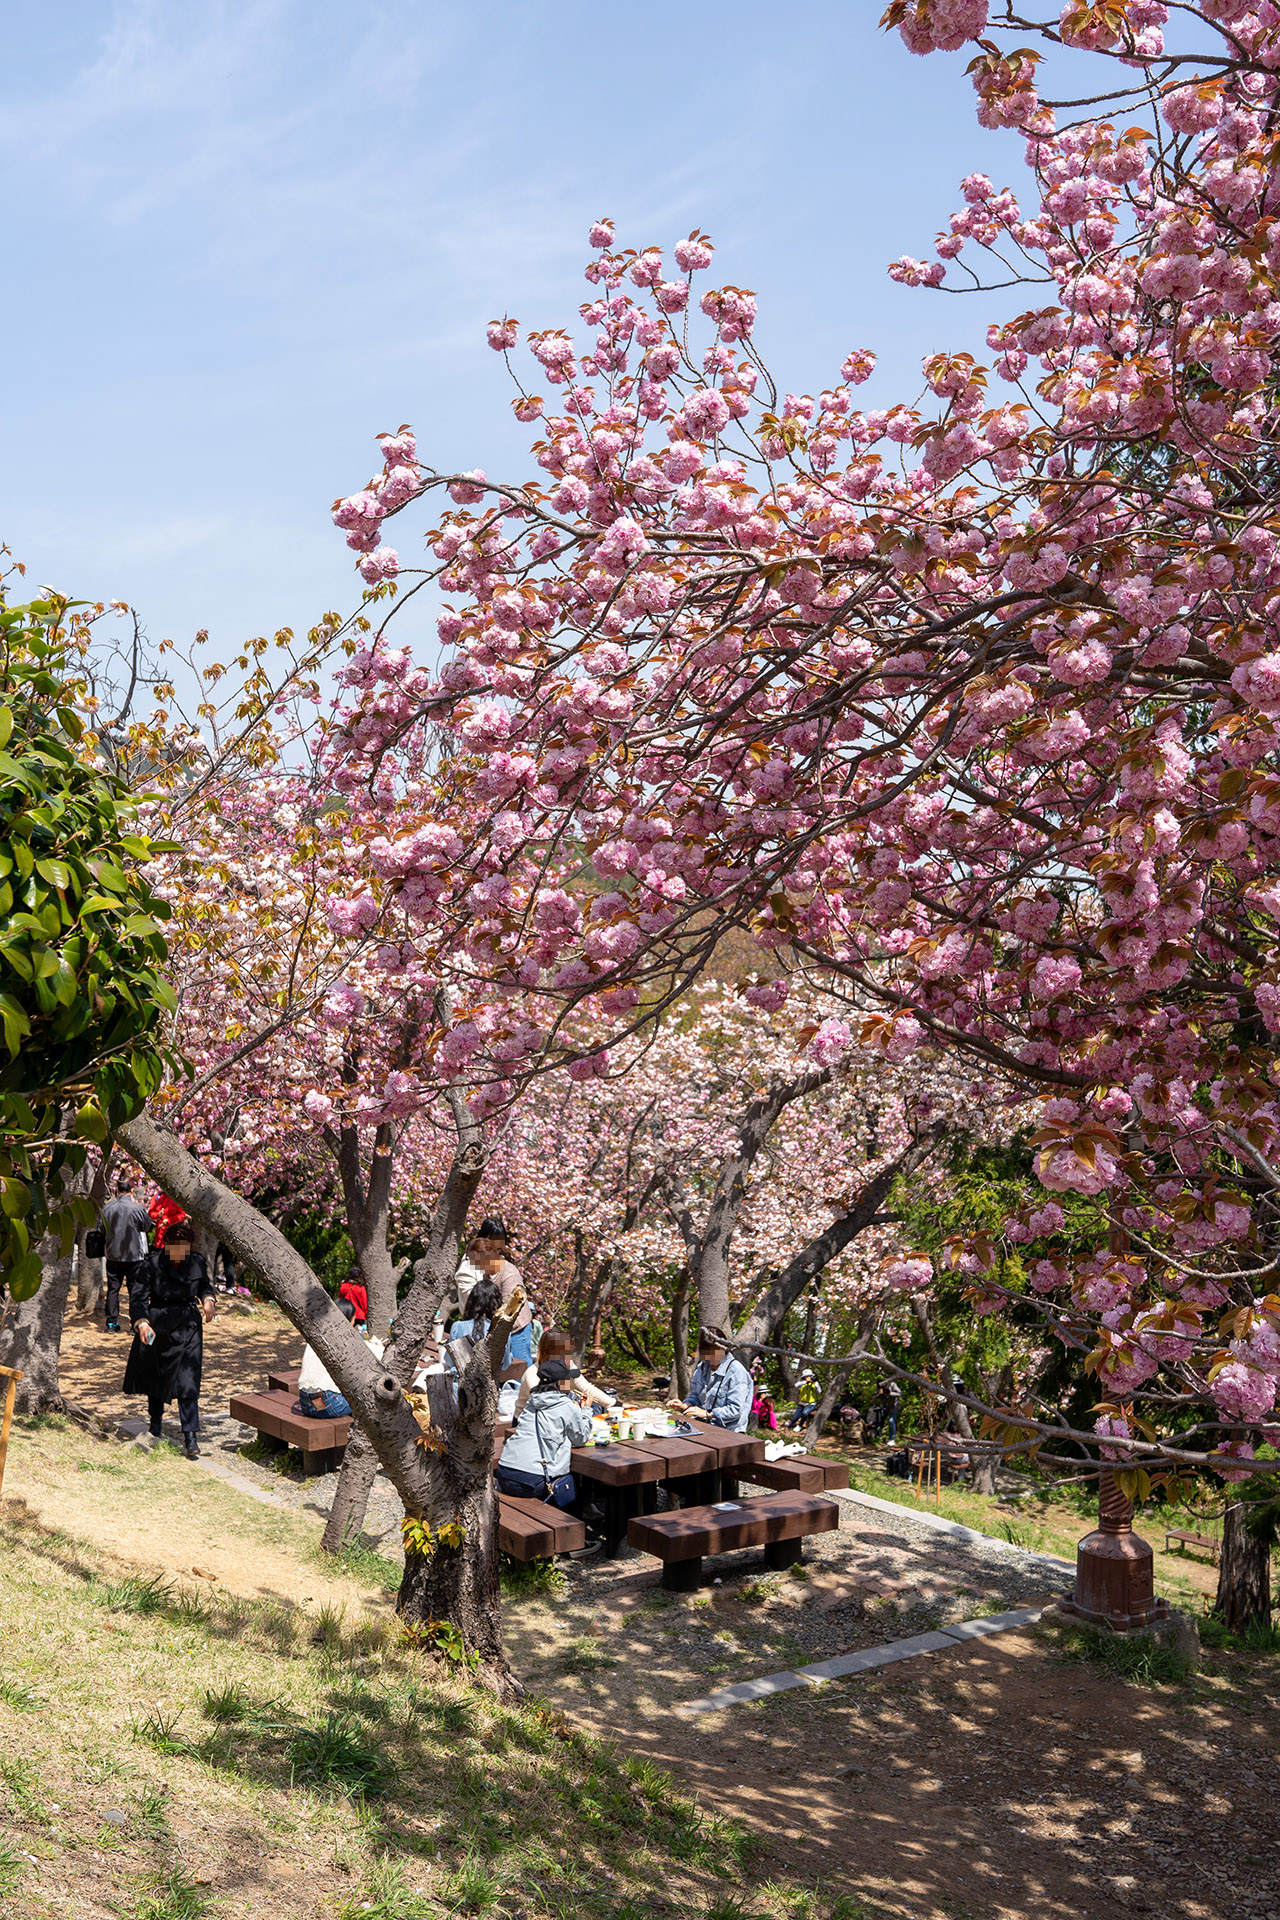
[787,1453,851,1491]
[498,1495,585,1560]
[229,1389,351,1454]
[628,1490,839,1564]
[736,1457,826,1494]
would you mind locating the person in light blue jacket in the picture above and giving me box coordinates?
[675,1325,753,1432]
[496,1359,593,1507]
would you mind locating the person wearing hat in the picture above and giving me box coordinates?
[495,1357,593,1507]
[786,1368,820,1430]
[454,1215,534,1369]
[121,1219,216,1459]
[669,1326,753,1433]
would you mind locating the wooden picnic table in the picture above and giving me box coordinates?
[569,1423,766,1555]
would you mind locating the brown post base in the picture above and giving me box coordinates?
[1066,1468,1167,1629]
[764,1537,804,1573]
[1058,1593,1169,1631]
[662,1557,702,1592]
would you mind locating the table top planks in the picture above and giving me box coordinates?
[570,1424,765,1484]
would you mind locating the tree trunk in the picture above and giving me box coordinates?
[0,1230,74,1414]
[803,1358,858,1446]
[1215,1500,1271,1633]
[616,1312,653,1369]
[771,1305,797,1399]
[732,1126,948,1353]
[323,1094,487,1552]
[909,1296,996,1494]
[118,1109,517,1694]
[671,1267,691,1399]
[398,1339,513,1699]
[321,1427,382,1553]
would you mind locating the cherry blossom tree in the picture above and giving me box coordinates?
[311,2,1280,1498]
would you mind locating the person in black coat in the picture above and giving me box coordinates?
[122,1219,215,1459]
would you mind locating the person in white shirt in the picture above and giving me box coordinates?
[298,1300,384,1418]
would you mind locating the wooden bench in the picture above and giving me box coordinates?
[229,1389,350,1475]
[729,1453,852,1496]
[1165,1529,1219,1564]
[498,1494,585,1561]
[627,1490,840,1591]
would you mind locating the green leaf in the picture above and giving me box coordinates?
[6,1251,43,1301]
[35,858,71,891]
[73,1101,108,1142]
[0,707,12,750]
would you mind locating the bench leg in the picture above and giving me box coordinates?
[764,1538,804,1572]
[256,1431,287,1454]
[662,1556,703,1593]
[668,1468,721,1509]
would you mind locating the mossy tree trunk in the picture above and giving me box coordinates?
[1215,1499,1271,1634]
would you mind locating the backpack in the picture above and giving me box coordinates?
[85,1229,106,1260]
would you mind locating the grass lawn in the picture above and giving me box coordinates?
[0,1414,852,1920]
[810,1444,1228,1616]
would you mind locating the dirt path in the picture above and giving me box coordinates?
[56,1297,302,1429]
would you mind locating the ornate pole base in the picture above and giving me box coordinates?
[1059,1467,1169,1631]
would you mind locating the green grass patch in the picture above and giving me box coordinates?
[1055,1621,1192,1687]
[499,1554,566,1599]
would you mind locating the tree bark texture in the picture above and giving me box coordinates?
[118,1110,516,1692]
[1215,1499,1271,1633]
[0,1151,96,1412]
[397,1333,515,1700]
[321,1087,487,1552]
[321,1428,381,1554]
[670,1267,691,1399]
[690,1064,833,1330]
[803,1352,864,1445]
[0,1230,75,1414]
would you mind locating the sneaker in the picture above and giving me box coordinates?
[105,1320,120,1333]
[183,1437,200,1460]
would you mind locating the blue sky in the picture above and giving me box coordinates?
[2,1,1036,662]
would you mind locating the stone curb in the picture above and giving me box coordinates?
[831,1487,1076,1576]
[677,1606,1045,1714]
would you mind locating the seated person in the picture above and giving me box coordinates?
[496,1358,593,1507]
[786,1368,819,1429]
[446,1278,524,1382]
[669,1325,753,1432]
[511,1326,616,1420]
[297,1299,383,1417]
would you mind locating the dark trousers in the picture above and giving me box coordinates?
[105,1260,139,1322]
[496,1465,576,1507]
[149,1392,199,1438]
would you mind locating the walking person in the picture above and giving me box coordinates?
[122,1220,215,1459]
[98,1177,152,1332]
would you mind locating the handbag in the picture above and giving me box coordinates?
[85,1228,106,1260]
[533,1407,576,1509]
